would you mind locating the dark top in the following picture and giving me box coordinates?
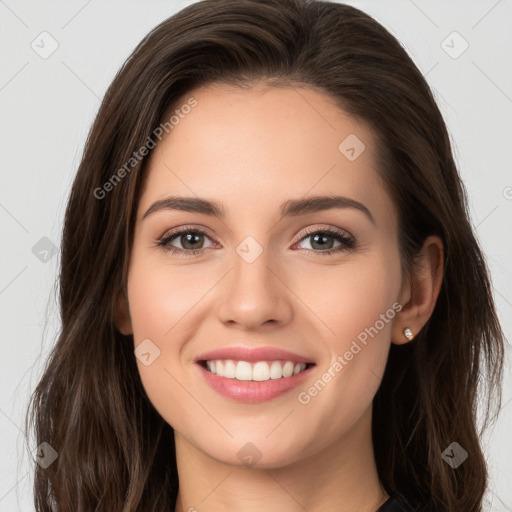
[377,493,431,511]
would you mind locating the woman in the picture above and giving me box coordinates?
[26,0,505,510]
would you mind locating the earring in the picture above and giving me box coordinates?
[403,327,414,341]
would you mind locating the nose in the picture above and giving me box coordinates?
[215,242,294,331]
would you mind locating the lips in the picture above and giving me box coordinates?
[195,346,313,365]
[195,346,316,402]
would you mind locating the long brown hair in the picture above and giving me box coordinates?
[26,0,505,510]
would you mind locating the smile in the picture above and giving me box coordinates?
[195,346,316,402]
[202,359,310,381]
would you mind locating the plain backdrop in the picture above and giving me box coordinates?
[0,0,511,510]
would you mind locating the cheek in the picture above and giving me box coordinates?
[295,249,401,354]
[126,249,201,339]
[293,250,401,410]
[125,260,189,428]
[309,253,400,402]
[334,261,399,345]
[125,246,217,423]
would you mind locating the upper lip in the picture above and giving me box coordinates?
[195,346,314,364]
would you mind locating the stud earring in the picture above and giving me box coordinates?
[403,327,414,341]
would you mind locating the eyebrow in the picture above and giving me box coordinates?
[142,194,376,225]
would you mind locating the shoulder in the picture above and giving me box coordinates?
[377,492,434,512]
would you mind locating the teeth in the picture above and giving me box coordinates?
[283,361,294,378]
[236,361,253,381]
[205,360,307,381]
[224,360,236,378]
[269,361,282,379]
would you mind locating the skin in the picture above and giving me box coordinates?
[116,82,443,512]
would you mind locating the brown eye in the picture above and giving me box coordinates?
[158,228,216,255]
[295,228,355,255]
[178,232,205,250]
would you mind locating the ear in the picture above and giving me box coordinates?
[392,235,444,345]
[114,290,133,336]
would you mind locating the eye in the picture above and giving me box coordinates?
[293,227,356,255]
[156,225,356,257]
[157,226,216,256]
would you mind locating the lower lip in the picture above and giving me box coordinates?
[197,363,314,403]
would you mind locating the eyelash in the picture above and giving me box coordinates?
[156,225,356,257]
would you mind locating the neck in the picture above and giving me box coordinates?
[173,405,389,512]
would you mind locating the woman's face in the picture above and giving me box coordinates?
[120,82,406,468]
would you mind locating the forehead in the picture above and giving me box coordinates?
[138,83,396,228]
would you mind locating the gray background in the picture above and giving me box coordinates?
[0,0,511,510]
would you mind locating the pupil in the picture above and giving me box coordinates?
[182,232,202,249]
[312,233,334,250]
